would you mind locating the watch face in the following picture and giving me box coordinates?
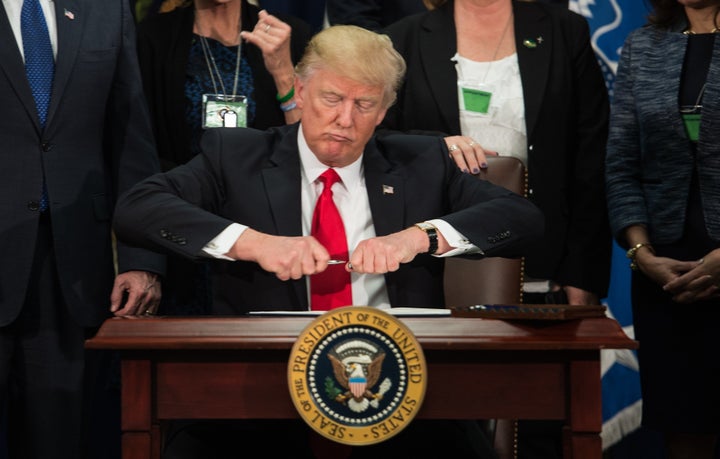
[416,222,434,231]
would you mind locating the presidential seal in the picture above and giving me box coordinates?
[288,306,427,446]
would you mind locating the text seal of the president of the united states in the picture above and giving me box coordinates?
[288,306,427,446]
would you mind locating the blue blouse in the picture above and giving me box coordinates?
[185,34,257,156]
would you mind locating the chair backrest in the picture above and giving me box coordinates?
[443,156,526,307]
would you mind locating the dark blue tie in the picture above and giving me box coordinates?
[22,0,55,211]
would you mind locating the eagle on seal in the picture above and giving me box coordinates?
[329,348,385,404]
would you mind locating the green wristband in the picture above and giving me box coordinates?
[276,87,295,104]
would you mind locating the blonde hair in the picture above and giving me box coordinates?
[295,25,406,108]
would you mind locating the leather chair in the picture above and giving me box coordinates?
[444,155,526,307]
[443,156,526,459]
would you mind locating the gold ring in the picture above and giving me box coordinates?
[143,310,154,316]
[264,24,271,33]
[448,144,459,152]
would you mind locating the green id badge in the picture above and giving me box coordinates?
[202,94,248,128]
[682,113,701,142]
[461,87,492,114]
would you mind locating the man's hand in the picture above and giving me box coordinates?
[563,286,600,305]
[110,271,161,316]
[349,227,428,274]
[227,228,331,281]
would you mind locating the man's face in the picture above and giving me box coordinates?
[295,68,388,168]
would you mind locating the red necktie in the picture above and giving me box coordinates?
[310,169,352,310]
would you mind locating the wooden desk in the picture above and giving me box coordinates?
[85,315,637,459]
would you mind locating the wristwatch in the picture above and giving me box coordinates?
[414,222,438,255]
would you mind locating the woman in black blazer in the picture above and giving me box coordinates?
[136,0,312,315]
[382,0,610,306]
[137,0,312,171]
[381,2,611,457]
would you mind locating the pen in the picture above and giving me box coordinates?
[327,260,347,265]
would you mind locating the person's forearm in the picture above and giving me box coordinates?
[276,72,300,123]
[624,224,650,248]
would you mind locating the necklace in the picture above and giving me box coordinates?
[482,12,514,83]
[198,34,242,98]
[680,83,706,114]
[683,27,720,35]
[195,11,243,98]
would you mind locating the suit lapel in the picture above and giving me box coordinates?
[363,139,405,307]
[515,2,551,140]
[0,3,41,131]
[420,4,461,134]
[261,126,306,305]
[263,137,303,237]
[47,0,82,130]
[362,139,405,237]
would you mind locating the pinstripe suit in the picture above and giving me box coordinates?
[0,1,163,456]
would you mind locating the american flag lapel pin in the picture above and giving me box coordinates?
[382,185,394,195]
[64,9,75,20]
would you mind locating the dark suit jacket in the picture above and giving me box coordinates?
[114,124,544,314]
[326,0,427,31]
[136,1,313,171]
[380,0,611,296]
[0,0,164,327]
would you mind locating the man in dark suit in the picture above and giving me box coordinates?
[114,24,543,458]
[114,24,543,315]
[0,1,164,458]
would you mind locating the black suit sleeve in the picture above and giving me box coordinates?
[111,0,166,276]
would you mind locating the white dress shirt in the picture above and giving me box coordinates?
[3,0,58,60]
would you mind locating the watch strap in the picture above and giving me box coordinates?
[415,223,438,255]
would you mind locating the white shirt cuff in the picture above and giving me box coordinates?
[202,223,248,260]
[427,219,482,257]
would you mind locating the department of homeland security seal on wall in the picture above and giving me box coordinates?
[288,306,427,446]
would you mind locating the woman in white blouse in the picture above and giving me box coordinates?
[381,2,611,456]
[381,0,610,307]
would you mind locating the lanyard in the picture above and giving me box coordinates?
[199,34,242,99]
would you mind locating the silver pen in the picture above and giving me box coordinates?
[327,259,347,265]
